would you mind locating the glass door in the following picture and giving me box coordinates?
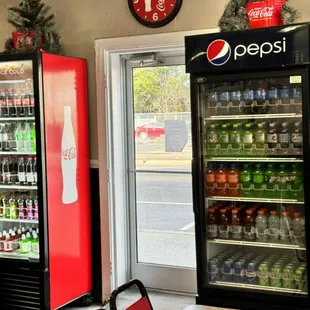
[199,73,307,297]
[0,60,38,261]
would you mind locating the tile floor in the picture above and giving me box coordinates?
[64,289,230,310]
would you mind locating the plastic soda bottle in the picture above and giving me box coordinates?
[280,212,292,244]
[240,164,252,197]
[243,210,256,241]
[278,164,289,200]
[206,208,218,239]
[14,122,24,152]
[227,164,240,197]
[17,157,26,185]
[267,122,278,152]
[31,232,39,254]
[256,210,268,243]
[231,209,243,240]
[219,209,230,239]
[291,121,303,152]
[269,262,283,287]
[205,163,216,197]
[230,123,242,155]
[206,124,218,155]
[289,164,303,201]
[219,123,229,151]
[30,123,36,152]
[258,261,270,286]
[23,122,32,153]
[265,164,277,199]
[292,212,305,247]
[282,263,297,289]
[279,122,290,153]
[254,122,266,151]
[268,211,280,243]
[242,123,253,153]
[215,164,227,197]
[252,164,265,198]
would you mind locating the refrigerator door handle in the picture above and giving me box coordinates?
[192,158,199,214]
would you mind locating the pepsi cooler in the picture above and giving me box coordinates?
[186,23,310,310]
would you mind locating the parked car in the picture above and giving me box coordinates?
[135,122,165,140]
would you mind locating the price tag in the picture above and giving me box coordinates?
[290,76,302,84]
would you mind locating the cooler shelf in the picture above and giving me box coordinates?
[208,239,306,251]
[205,157,303,163]
[205,113,302,121]
[0,117,35,121]
[0,251,39,261]
[210,281,308,295]
[0,152,36,155]
[0,218,38,224]
[206,197,304,204]
[0,185,37,190]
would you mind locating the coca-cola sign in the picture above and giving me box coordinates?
[62,147,76,160]
[246,0,284,29]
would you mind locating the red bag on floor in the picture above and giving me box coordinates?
[246,0,285,29]
[126,296,152,310]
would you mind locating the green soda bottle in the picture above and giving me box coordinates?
[31,122,36,152]
[31,232,39,255]
[265,164,277,199]
[253,164,265,198]
[254,122,267,154]
[240,163,252,197]
[289,164,304,201]
[20,234,31,254]
[242,123,253,155]
[278,164,289,200]
[219,123,229,151]
[230,123,242,156]
[206,124,218,156]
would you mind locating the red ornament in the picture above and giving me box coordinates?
[246,0,285,29]
[128,0,183,28]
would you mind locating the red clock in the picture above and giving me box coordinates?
[128,0,183,28]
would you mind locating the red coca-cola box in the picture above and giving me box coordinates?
[246,0,284,29]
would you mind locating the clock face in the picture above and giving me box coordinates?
[128,0,183,28]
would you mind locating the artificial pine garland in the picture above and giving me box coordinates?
[4,0,64,55]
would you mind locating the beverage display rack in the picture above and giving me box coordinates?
[205,158,303,163]
[206,197,304,204]
[205,113,302,121]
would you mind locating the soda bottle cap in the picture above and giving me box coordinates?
[26,232,31,238]
[267,164,273,168]
[258,123,264,128]
[231,164,236,169]
[233,123,240,128]
[270,122,276,127]
[21,234,26,240]
[270,211,277,215]
[294,212,301,217]
[292,164,297,169]
[243,164,249,168]
[33,232,37,238]
[208,208,215,213]
[210,124,216,128]
[282,212,288,216]
[20,157,24,160]
[255,164,261,168]
[232,210,238,214]
[258,210,264,215]
[219,164,224,168]
[245,123,252,128]
[221,124,227,128]
[220,209,226,213]
[282,122,288,127]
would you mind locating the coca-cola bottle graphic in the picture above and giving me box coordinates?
[61,106,78,204]
[144,0,152,12]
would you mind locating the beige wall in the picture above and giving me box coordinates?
[0,0,309,159]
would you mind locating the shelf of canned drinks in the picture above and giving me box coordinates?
[206,197,304,205]
[205,113,302,121]
[210,281,307,295]
[208,239,306,251]
[205,157,303,163]
[0,218,38,224]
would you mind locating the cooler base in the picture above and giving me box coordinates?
[0,267,49,310]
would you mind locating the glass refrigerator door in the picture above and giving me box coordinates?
[0,60,39,261]
[199,75,307,297]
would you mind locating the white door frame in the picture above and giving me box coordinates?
[95,27,218,299]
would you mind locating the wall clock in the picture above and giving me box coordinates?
[128,0,183,28]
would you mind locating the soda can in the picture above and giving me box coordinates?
[282,263,296,289]
[270,263,283,288]
[208,259,219,283]
[234,260,245,283]
[222,259,233,282]
[258,262,270,286]
[294,265,307,291]
[245,262,258,285]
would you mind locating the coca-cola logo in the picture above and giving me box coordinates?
[0,65,25,76]
[248,6,275,19]
[62,147,76,160]
[156,0,165,11]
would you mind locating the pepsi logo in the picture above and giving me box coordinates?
[207,40,231,66]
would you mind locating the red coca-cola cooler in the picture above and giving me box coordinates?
[0,53,92,309]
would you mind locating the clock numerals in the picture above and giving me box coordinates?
[153,13,159,21]
[133,0,139,3]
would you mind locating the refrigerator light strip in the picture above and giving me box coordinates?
[205,113,302,121]
[0,218,38,224]
[205,158,303,163]
[211,281,308,295]
[0,185,37,190]
[206,197,304,204]
[0,117,35,121]
[208,239,306,251]
[0,80,25,84]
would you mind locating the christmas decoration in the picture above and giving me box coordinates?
[4,0,64,55]
[218,0,300,32]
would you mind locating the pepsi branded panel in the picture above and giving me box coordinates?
[185,24,310,74]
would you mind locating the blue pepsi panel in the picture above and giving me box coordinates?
[185,23,310,74]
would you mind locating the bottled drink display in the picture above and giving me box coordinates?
[205,202,306,247]
[205,162,304,201]
[205,120,303,156]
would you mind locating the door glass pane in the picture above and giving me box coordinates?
[199,76,307,296]
[132,65,195,268]
[0,60,39,261]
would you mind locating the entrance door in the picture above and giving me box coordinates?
[125,52,196,293]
